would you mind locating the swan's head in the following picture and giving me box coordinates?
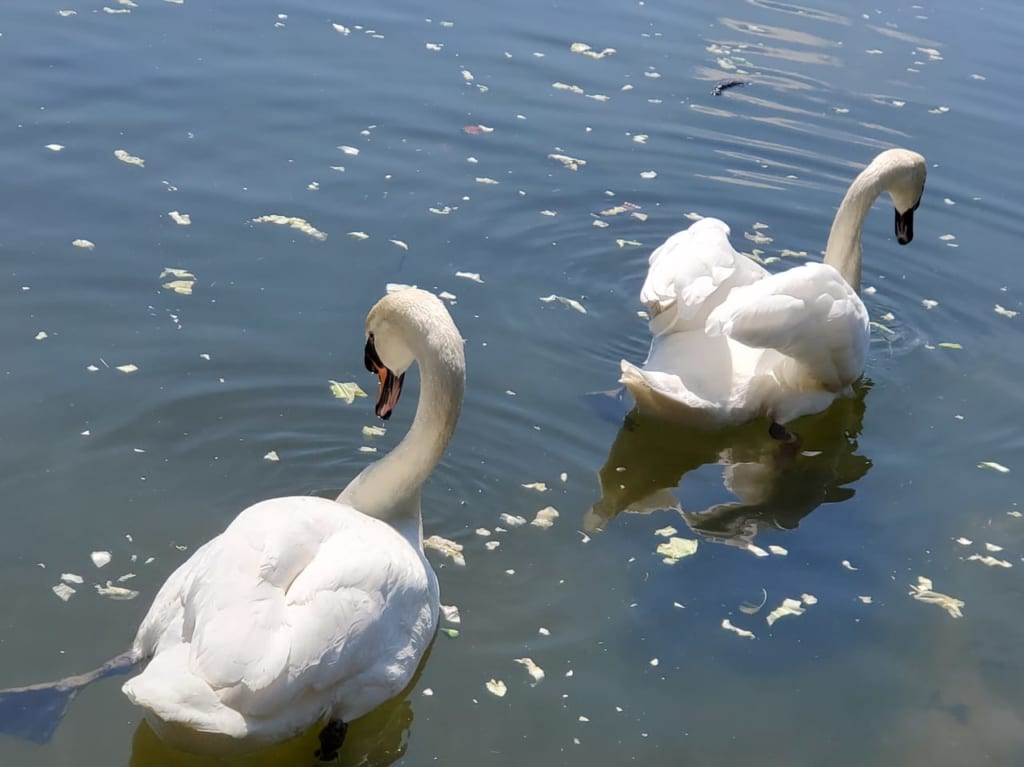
[877,148,927,245]
[363,288,461,420]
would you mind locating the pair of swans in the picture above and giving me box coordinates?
[621,148,927,437]
[119,147,922,756]
[3,147,926,760]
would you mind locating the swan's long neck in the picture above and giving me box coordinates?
[338,330,464,547]
[823,162,888,293]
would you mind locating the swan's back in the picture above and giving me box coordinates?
[640,218,767,337]
[124,495,437,752]
[707,261,869,392]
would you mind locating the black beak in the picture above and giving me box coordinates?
[894,200,919,245]
[364,334,383,374]
[364,334,404,420]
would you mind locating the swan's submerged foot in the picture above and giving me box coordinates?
[769,422,802,466]
[768,421,798,443]
[315,718,348,762]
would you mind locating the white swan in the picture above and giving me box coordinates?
[121,287,465,757]
[620,148,926,435]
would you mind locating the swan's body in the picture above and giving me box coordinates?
[621,148,926,428]
[122,288,465,756]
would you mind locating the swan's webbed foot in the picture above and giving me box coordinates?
[315,718,348,763]
[768,421,798,443]
[769,421,802,466]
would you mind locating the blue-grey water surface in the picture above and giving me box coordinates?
[2,0,1023,765]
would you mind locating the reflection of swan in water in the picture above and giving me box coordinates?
[129,658,420,767]
[585,382,872,549]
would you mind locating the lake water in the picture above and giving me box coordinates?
[1,0,1023,765]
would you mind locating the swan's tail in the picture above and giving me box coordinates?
[0,649,138,744]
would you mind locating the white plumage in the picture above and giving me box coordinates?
[621,148,927,429]
[122,288,464,755]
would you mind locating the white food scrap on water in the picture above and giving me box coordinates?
[95,581,139,600]
[485,679,507,697]
[332,23,350,35]
[994,304,1018,318]
[967,554,1012,568]
[521,482,548,492]
[499,513,527,528]
[440,604,461,624]
[362,425,386,437]
[978,461,1010,473]
[252,214,327,241]
[552,82,585,95]
[160,267,196,295]
[909,576,964,618]
[72,239,95,250]
[45,143,65,152]
[91,551,112,568]
[654,526,677,537]
[116,364,139,373]
[530,506,559,529]
[168,210,191,226]
[423,535,465,566]
[389,239,409,251]
[53,583,76,602]
[263,451,280,462]
[841,559,858,571]
[570,42,616,59]
[114,149,144,167]
[766,597,806,626]
[548,153,586,171]
[739,588,767,615]
[721,619,755,639]
[514,657,545,683]
[455,271,483,283]
[539,294,586,314]
[328,380,367,404]
[657,537,698,564]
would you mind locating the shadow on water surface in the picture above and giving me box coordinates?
[585,381,872,548]
[129,690,412,767]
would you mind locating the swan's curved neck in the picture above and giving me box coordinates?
[823,163,887,293]
[338,332,464,547]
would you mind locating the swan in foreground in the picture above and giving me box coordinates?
[620,148,926,437]
[121,287,465,758]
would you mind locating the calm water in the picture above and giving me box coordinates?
[2,0,1023,765]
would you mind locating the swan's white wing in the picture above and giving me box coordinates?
[125,496,435,739]
[640,218,767,336]
[705,262,869,391]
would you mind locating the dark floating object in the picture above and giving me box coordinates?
[711,79,749,96]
